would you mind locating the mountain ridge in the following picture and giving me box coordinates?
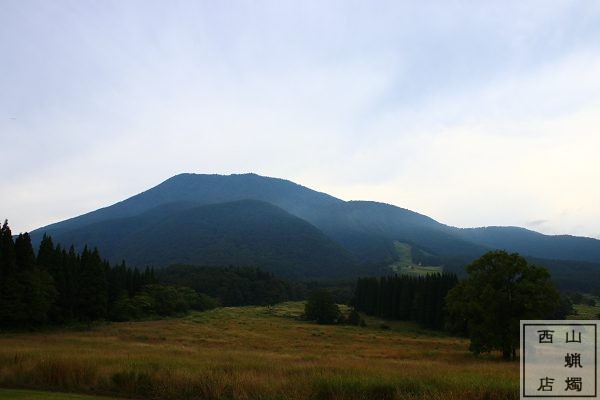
[30,173,600,280]
[38,199,357,279]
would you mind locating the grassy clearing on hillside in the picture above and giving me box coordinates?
[388,241,443,276]
[392,242,413,267]
[0,302,518,400]
[569,295,600,320]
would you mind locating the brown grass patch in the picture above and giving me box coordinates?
[0,302,518,399]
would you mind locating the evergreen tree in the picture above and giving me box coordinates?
[15,233,57,324]
[15,233,36,270]
[59,246,80,321]
[76,247,108,324]
[6,228,212,327]
[0,220,24,326]
[353,273,458,330]
[37,234,57,272]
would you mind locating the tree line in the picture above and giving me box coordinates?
[0,220,213,328]
[353,273,458,329]
[156,264,305,306]
[353,251,572,360]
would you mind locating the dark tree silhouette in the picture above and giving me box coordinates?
[304,289,340,324]
[445,250,559,360]
[353,273,457,329]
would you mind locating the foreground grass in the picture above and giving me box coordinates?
[0,388,121,399]
[0,302,518,399]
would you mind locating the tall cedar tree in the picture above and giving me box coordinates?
[76,247,108,324]
[0,225,56,327]
[0,220,23,325]
[15,233,57,324]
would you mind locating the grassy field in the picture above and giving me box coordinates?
[388,241,443,276]
[0,302,518,400]
[570,295,600,320]
[0,388,121,399]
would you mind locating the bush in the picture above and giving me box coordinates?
[346,308,361,326]
[109,285,217,321]
[304,289,340,324]
[195,293,220,311]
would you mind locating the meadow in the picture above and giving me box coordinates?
[388,242,443,276]
[0,302,518,400]
[570,295,600,320]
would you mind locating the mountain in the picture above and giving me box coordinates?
[453,226,600,263]
[30,173,600,282]
[37,199,355,279]
[37,173,342,233]
[311,200,486,264]
[34,173,484,265]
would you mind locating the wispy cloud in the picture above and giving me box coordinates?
[527,220,548,228]
[1,1,599,238]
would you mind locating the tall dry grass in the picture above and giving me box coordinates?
[0,303,519,399]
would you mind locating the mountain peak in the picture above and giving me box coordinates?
[30,173,600,280]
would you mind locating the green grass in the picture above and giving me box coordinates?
[569,294,600,320]
[0,388,121,399]
[0,302,519,400]
[398,265,444,276]
[388,241,443,276]
[392,241,413,268]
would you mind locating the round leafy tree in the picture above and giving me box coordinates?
[445,250,559,360]
[304,289,340,324]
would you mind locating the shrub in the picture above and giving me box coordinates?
[304,289,340,324]
[346,308,361,326]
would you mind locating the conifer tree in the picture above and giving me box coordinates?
[76,247,108,324]
[0,220,23,326]
[15,233,57,324]
[353,273,458,330]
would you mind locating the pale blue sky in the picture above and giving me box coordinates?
[2,1,600,238]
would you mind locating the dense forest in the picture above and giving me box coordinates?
[353,273,458,330]
[0,220,298,329]
[0,220,199,328]
[33,200,356,279]
[156,264,305,306]
[2,215,588,334]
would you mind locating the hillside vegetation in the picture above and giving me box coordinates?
[388,241,443,276]
[35,200,355,279]
[28,173,600,290]
[0,302,518,400]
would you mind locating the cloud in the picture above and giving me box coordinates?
[1,1,599,239]
[527,220,548,228]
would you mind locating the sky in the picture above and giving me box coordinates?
[1,0,600,238]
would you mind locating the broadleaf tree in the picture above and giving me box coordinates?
[304,289,340,324]
[445,250,560,360]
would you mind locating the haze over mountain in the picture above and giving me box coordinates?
[30,173,600,281]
